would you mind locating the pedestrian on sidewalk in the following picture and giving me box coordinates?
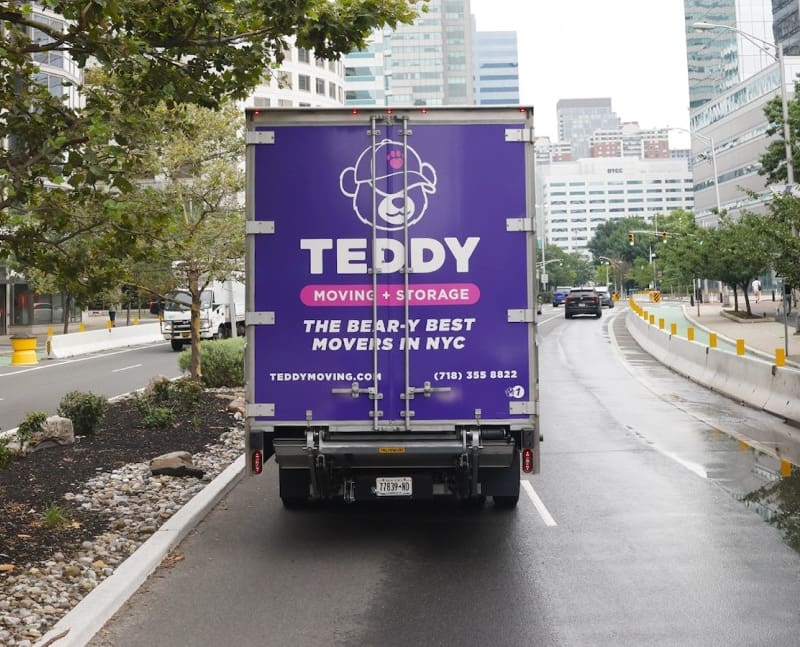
[751,278,761,303]
[108,303,117,327]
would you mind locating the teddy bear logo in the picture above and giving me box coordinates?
[340,139,438,231]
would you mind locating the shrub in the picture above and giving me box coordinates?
[171,378,204,411]
[58,391,109,436]
[179,338,244,387]
[133,392,176,429]
[0,438,13,469]
[17,411,48,446]
[42,502,70,528]
[145,376,173,403]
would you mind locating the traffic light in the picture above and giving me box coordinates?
[628,232,635,245]
[662,231,668,242]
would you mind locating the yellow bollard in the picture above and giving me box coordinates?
[10,336,38,366]
[670,322,677,335]
[47,326,54,338]
[781,460,792,477]
[134,317,140,325]
[776,348,786,367]
[687,327,694,341]
[736,339,745,355]
[106,319,113,331]
[78,321,85,332]
[649,314,655,325]
[658,318,664,330]
[709,333,717,348]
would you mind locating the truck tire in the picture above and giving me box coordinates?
[279,467,310,508]
[493,494,519,509]
[170,340,184,352]
[217,324,228,340]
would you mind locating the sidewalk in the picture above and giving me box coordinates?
[653,297,800,364]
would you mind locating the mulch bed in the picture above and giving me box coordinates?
[0,390,239,567]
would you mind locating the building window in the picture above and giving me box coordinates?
[316,78,326,95]
[329,81,337,99]
[298,74,311,91]
[298,48,310,64]
[277,71,292,89]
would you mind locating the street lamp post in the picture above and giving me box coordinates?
[535,203,547,290]
[598,256,619,294]
[670,127,721,214]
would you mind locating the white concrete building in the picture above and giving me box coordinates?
[246,45,346,108]
[537,157,694,255]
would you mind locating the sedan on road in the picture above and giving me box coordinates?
[565,287,602,319]
[596,286,614,308]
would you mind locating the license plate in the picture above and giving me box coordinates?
[375,477,412,497]
[578,303,586,307]
[182,332,191,338]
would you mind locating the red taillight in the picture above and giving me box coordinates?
[252,451,263,474]
[522,448,534,473]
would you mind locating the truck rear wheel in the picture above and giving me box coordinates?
[493,495,519,509]
[170,340,184,352]
[217,324,228,340]
[279,467,310,509]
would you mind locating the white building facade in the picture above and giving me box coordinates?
[538,158,694,255]
[247,45,346,108]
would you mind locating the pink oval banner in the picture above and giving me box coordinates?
[300,283,481,307]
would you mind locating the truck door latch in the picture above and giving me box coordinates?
[401,381,452,399]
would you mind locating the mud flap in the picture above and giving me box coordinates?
[279,468,310,501]
[479,450,520,497]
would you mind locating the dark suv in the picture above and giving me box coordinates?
[565,287,602,319]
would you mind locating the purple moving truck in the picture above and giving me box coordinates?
[244,107,541,508]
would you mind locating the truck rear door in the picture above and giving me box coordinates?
[247,107,537,433]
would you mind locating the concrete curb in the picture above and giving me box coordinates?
[627,310,800,426]
[35,455,246,647]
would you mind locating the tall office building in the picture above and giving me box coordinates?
[556,98,620,160]
[472,30,519,105]
[684,0,774,110]
[386,0,474,106]
[773,0,800,55]
[343,0,478,106]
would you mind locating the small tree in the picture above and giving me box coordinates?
[132,102,246,379]
[705,214,773,315]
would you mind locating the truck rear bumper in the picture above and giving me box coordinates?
[273,433,516,470]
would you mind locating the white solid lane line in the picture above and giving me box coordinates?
[112,364,143,373]
[521,480,557,526]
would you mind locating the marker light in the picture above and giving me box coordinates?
[522,448,534,473]
[252,450,263,474]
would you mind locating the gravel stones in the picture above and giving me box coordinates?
[0,425,243,646]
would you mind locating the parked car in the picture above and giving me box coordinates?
[552,286,572,307]
[596,285,614,308]
[565,287,602,319]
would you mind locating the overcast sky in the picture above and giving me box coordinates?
[470,0,692,147]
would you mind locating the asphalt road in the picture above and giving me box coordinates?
[88,304,800,647]
[0,342,183,432]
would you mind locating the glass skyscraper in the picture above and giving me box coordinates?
[473,31,519,105]
[684,0,774,110]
